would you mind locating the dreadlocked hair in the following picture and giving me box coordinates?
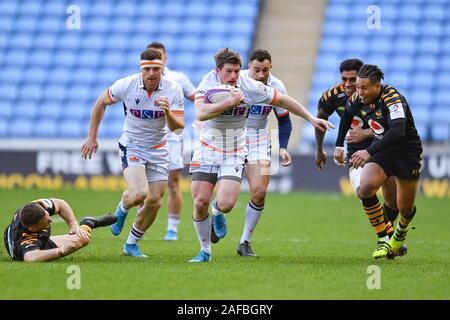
[358,64,384,84]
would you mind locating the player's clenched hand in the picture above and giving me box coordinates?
[315,149,327,169]
[81,137,98,159]
[311,118,335,133]
[157,96,170,114]
[280,148,292,166]
[225,88,243,108]
[350,150,371,169]
[333,147,346,168]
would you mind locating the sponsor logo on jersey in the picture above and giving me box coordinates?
[130,108,164,119]
[250,105,272,116]
[351,116,364,128]
[135,98,141,105]
[368,119,384,135]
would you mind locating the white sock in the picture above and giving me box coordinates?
[126,223,145,244]
[119,201,129,213]
[211,200,223,216]
[240,201,264,244]
[167,214,180,232]
[193,215,211,255]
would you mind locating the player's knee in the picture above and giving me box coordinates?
[128,189,147,205]
[168,179,180,195]
[216,200,235,213]
[357,181,378,198]
[194,196,209,213]
[251,187,267,205]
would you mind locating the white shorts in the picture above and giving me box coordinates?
[245,131,272,162]
[119,143,169,182]
[190,140,245,182]
[168,139,184,171]
[349,166,362,193]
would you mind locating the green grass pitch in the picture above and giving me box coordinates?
[0,188,448,299]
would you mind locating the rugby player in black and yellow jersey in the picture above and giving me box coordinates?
[334,64,422,259]
[315,59,400,253]
[3,198,116,262]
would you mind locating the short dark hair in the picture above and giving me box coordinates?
[140,48,162,61]
[358,64,384,84]
[339,59,364,73]
[19,204,46,227]
[249,49,272,63]
[214,48,242,69]
[147,41,166,53]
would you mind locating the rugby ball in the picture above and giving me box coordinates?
[205,85,236,103]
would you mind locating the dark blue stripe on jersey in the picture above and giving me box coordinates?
[119,143,128,170]
[277,113,292,149]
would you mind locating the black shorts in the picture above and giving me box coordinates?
[368,149,422,181]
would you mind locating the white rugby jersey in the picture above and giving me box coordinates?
[195,69,277,153]
[108,73,184,148]
[241,70,288,130]
[164,66,195,142]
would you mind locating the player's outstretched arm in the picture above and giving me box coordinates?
[195,89,243,121]
[52,199,90,239]
[275,94,334,132]
[315,107,330,169]
[81,90,115,159]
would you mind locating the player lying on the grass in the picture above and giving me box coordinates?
[3,198,116,262]
[334,64,422,259]
[315,59,403,258]
[235,49,293,257]
[189,48,334,262]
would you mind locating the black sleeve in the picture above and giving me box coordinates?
[17,241,39,261]
[335,101,356,147]
[32,198,56,216]
[318,93,335,117]
[366,119,405,155]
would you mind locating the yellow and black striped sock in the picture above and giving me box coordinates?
[361,195,388,238]
[80,225,92,234]
[383,205,397,237]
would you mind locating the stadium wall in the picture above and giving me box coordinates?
[1,148,449,199]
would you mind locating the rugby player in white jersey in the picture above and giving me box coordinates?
[81,49,184,257]
[147,42,196,242]
[189,48,333,262]
[236,49,292,257]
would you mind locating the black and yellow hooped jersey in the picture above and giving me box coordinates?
[346,84,422,152]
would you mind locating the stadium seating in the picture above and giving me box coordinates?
[0,0,261,138]
[305,0,450,145]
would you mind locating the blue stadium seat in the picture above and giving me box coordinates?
[114,2,137,17]
[0,16,14,33]
[436,72,450,90]
[325,4,349,19]
[0,119,7,137]
[418,39,441,54]
[14,16,38,33]
[0,101,13,118]
[57,34,82,50]
[2,68,22,83]
[9,119,33,137]
[41,102,63,119]
[421,22,443,37]
[111,18,133,35]
[434,91,450,108]
[33,118,58,137]
[235,1,260,20]
[390,54,413,72]
[415,122,429,141]
[58,119,85,138]
[320,37,344,54]
[410,90,433,109]
[394,37,417,54]
[39,17,61,32]
[0,84,18,100]
[12,33,33,49]
[53,50,77,67]
[415,54,438,72]
[42,1,67,16]
[322,21,346,36]
[399,4,421,20]
[423,4,446,21]
[90,2,114,17]
[33,34,57,50]
[19,1,43,16]
[0,1,18,16]
[396,21,419,37]
[20,84,43,101]
[43,84,66,102]
[33,50,52,67]
[80,34,105,51]
[430,124,450,142]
